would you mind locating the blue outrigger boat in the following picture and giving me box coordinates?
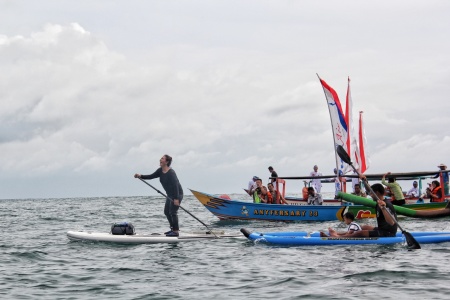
[191,189,450,222]
[190,189,354,221]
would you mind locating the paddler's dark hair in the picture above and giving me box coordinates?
[371,183,385,196]
[164,154,173,167]
[343,212,355,221]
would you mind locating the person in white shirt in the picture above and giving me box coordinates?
[247,176,259,195]
[321,212,362,237]
[406,181,419,198]
[310,165,323,193]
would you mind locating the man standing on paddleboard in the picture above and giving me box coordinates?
[135,154,184,237]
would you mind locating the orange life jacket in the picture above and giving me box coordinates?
[302,187,308,200]
[264,191,273,204]
[431,186,443,202]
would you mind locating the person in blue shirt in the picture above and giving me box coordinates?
[330,168,344,199]
[434,164,449,195]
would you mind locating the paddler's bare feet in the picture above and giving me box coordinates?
[328,228,338,237]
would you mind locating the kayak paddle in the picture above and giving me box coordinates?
[336,145,421,249]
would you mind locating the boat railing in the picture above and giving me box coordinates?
[271,170,450,202]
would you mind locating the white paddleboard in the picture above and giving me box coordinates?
[67,230,242,244]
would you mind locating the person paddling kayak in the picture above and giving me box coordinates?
[135,154,183,237]
[321,176,398,238]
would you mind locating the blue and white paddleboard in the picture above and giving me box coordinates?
[240,229,450,246]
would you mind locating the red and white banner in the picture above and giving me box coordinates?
[318,76,349,175]
[319,75,370,175]
[358,111,370,173]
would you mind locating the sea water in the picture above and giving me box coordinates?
[1,194,450,300]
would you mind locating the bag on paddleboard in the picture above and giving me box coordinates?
[111,222,135,235]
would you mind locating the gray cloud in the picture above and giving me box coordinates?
[1,2,450,198]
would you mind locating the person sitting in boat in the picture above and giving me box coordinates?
[267,182,288,205]
[382,172,405,206]
[406,181,419,198]
[259,185,273,204]
[310,165,323,193]
[307,187,323,205]
[325,180,398,238]
[352,183,366,198]
[350,170,360,192]
[323,212,361,237]
[247,176,259,196]
[251,178,268,204]
[426,180,443,202]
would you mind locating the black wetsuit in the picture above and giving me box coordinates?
[271,171,278,183]
[369,200,398,237]
[141,168,183,231]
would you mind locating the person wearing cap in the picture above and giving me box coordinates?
[247,176,259,196]
[310,165,323,193]
[406,181,419,198]
[433,164,449,195]
[250,178,266,203]
[381,172,405,205]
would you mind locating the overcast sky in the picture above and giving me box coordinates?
[1,1,450,199]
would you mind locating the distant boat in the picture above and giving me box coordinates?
[194,77,449,221]
[340,192,450,219]
[191,189,448,222]
[191,189,366,222]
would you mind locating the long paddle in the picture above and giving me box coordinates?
[138,178,219,238]
[336,145,421,249]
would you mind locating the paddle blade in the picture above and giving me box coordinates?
[336,145,352,165]
[240,228,252,238]
[403,231,421,249]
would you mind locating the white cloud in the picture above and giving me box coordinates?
[1,1,450,198]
